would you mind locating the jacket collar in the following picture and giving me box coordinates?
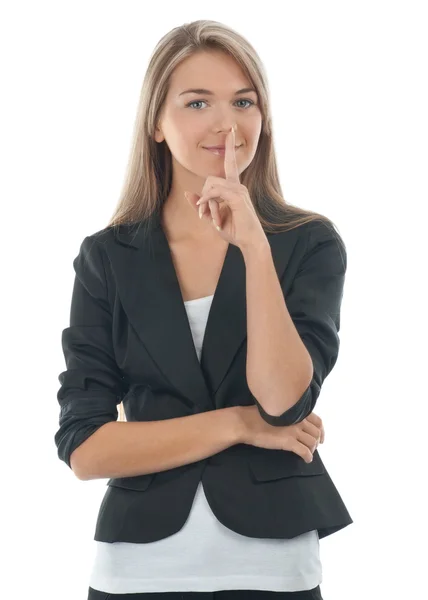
[106,210,301,414]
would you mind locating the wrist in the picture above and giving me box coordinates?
[230,406,248,444]
[240,238,271,263]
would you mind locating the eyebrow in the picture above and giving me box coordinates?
[179,87,257,97]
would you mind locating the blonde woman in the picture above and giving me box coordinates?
[55,19,352,600]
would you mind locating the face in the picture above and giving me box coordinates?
[154,51,263,188]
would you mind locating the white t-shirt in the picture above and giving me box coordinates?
[89,294,322,594]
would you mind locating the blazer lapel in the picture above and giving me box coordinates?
[107,212,300,414]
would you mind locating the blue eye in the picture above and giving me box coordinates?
[186,99,255,110]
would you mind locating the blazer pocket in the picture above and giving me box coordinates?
[247,448,325,482]
[106,472,155,491]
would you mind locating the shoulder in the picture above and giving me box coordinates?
[266,216,341,247]
[79,222,132,255]
[267,217,346,272]
[73,224,121,280]
[84,224,117,246]
[300,220,347,274]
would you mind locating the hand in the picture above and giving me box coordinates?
[238,405,325,464]
[184,126,267,252]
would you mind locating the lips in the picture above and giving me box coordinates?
[204,146,241,156]
[203,145,242,150]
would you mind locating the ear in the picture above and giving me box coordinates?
[153,125,164,143]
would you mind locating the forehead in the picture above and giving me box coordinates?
[168,51,252,94]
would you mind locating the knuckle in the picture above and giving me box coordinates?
[203,178,215,193]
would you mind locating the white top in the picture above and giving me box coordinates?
[89,294,322,594]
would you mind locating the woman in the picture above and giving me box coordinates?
[55,19,352,599]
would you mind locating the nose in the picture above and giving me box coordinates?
[213,125,237,143]
[211,109,237,135]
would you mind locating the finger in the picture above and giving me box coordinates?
[209,199,222,230]
[297,431,319,453]
[305,413,322,429]
[200,176,229,199]
[301,420,320,440]
[224,127,240,184]
[291,440,313,463]
[197,195,224,206]
[196,185,237,208]
[198,199,209,220]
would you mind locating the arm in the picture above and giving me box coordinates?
[242,221,347,426]
[243,240,313,417]
[54,234,125,474]
[54,234,244,481]
[71,406,243,480]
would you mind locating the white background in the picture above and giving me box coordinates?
[1,1,427,598]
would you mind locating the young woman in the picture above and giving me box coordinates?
[55,19,352,600]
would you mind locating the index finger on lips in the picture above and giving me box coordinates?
[224,126,240,184]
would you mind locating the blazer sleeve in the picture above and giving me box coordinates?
[54,235,124,469]
[251,220,347,426]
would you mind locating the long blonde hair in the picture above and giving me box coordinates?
[107,20,341,423]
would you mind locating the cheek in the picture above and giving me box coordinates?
[170,114,204,148]
[247,114,263,138]
[247,122,263,154]
[165,128,208,173]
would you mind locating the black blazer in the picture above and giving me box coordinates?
[54,210,353,543]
